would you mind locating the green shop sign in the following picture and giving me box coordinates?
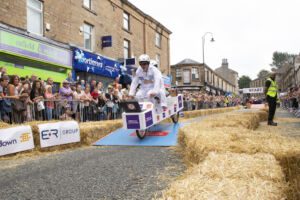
[0,30,72,67]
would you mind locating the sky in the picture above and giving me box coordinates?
[129,0,300,80]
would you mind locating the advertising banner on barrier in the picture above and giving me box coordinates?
[0,126,34,156]
[242,87,264,94]
[38,121,80,148]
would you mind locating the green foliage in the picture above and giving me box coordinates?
[271,51,297,68]
[238,75,252,89]
[257,70,270,78]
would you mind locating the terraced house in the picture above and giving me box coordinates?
[0,0,171,86]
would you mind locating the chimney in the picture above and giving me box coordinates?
[222,58,228,68]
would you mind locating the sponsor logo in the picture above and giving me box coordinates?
[178,96,183,108]
[130,131,169,137]
[41,129,59,140]
[145,111,153,127]
[75,49,103,69]
[20,133,31,143]
[126,115,140,129]
[0,139,17,147]
[61,128,79,135]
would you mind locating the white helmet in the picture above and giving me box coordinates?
[150,60,158,67]
[138,54,150,63]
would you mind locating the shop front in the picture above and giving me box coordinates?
[0,29,72,85]
[72,47,120,88]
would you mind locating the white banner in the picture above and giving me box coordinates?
[38,121,80,148]
[242,87,264,94]
[0,126,34,156]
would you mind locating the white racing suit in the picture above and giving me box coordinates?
[129,65,167,108]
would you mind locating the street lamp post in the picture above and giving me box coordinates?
[202,32,215,65]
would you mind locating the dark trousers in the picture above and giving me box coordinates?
[267,96,277,122]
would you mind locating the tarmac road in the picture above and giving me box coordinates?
[0,146,185,200]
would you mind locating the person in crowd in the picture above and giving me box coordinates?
[104,85,115,120]
[80,80,86,90]
[59,80,73,106]
[97,81,104,94]
[129,54,167,110]
[66,72,75,84]
[8,75,28,123]
[72,84,84,121]
[81,86,92,122]
[30,74,37,86]
[30,80,44,121]
[265,72,278,126]
[0,75,12,122]
[44,85,58,120]
[19,80,33,122]
[46,77,58,93]
[97,92,106,120]
[89,79,97,94]
[0,67,7,78]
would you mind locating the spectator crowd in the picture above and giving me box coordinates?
[280,85,300,118]
[0,67,240,124]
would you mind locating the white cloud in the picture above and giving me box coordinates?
[129,0,300,79]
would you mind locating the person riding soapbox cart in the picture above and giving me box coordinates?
[120,93,184,139]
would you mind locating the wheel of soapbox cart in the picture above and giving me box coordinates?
[136,129,148,139]
[171,112,180,124]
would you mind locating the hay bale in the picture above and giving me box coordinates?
[159,152,287,200]
[80,120,122,145]
[0,120,122,159]
[183,107,239,119]
[179,123,300,163]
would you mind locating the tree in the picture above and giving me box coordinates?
[271,51,296,68]
[257,69,270,78]
[238,75,251,89]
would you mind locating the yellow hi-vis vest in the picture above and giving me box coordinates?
[266,78,277,98]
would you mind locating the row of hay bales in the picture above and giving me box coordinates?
[0,107,238,159]
[158,110,300,200]
[0,120,123,159]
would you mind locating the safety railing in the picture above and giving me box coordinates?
[0,98,239,124]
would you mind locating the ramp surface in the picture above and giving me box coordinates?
[94,123,183,147]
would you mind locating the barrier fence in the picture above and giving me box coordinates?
[0,99,238,124]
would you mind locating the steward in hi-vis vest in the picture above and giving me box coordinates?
[264,72,278,126]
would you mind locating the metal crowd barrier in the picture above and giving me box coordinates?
[0,99,123,124]
[0,99,238,124]
[182,100,236,111]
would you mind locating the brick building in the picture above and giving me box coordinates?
[170,58,235,94]
[0,0,171,86]
[215,59,239,93]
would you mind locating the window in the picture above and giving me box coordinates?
[123,12,130,31]
[83,23,93,50]
[123,39,130,59]
[155,32,161,47]
[176,68,182,78]
[192,68,199,79]
[83,0,91,9]
[156,54,160,69]
[27,0,43,35]
[183,70,191,84]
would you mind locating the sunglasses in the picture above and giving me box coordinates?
[139,62,149,66]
